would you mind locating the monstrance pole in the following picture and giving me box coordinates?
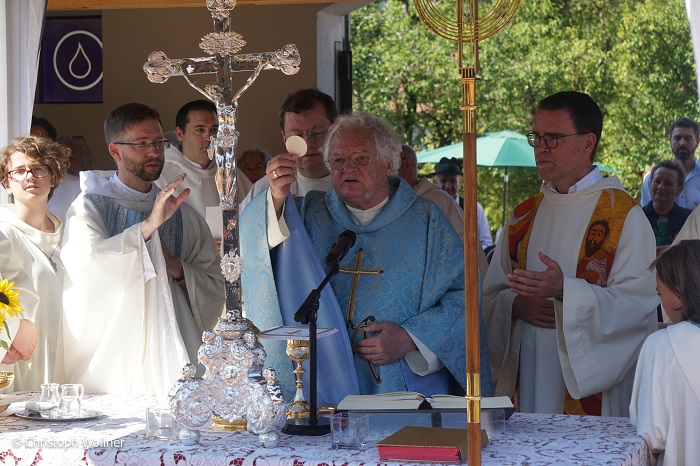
[413,0,519,464]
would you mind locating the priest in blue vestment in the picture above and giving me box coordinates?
[241,112,492,404]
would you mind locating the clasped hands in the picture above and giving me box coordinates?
[353,321,417,366]
[507,252,564,329]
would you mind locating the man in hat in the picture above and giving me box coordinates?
[433,157,492,250]
[399,146,465,241]
[400,145,489,279]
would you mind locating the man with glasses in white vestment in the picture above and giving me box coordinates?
[59,103,225,397]
[483,91,658,417]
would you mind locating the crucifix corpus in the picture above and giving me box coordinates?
[142,0,301,443]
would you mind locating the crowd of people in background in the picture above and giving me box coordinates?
[1,89,699,464]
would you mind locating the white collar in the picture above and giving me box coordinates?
[81,170,158,202]
[297,172,331,183]
[346,196,390,226]
[174,146,215,170]
[545,166,603,194]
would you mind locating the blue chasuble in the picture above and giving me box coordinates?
[241,179,492,401]
[240,192,360,404]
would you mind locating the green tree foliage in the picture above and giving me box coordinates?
[351,0,698,234]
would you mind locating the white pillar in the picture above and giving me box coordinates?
[0,0,45,203]
[317,1,369,111]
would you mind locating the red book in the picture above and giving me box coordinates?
[376,426,488,463]
[378,445,462,463]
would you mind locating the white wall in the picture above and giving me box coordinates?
[33,4,327,169]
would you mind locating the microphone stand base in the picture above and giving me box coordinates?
[281,417,330,436]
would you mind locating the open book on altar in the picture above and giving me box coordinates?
[337,392,514,417]
[257,326,338,340]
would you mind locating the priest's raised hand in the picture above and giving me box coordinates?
[141,173,190,241]
[265,152,298,217]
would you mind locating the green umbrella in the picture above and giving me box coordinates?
[416,130,533,165]
[417,130,621,225]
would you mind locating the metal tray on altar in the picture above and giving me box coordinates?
[14,409,104,422]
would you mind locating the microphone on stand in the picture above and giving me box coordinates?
[285,230,357,436]
[325,230,357,267]
[295,230,357,325]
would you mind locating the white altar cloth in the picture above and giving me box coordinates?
[0,393,650,465]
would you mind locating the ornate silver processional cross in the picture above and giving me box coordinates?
[144,0,300,314]
[142,0,300,443]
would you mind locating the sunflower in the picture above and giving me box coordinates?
[1,279,24,351]
[0,279,24,319]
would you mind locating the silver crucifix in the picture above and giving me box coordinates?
[143,0,300,315]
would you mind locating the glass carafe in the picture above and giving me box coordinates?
[38,383,60,418]
[59,383,84,416]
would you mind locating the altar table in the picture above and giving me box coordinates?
[0,393,650,466]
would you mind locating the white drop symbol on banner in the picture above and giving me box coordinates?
[69,43,92,79]
[53,30,104,91]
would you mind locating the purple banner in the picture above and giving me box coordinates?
[41,17,103,103]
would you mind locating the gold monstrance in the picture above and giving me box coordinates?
[412,0,519,464]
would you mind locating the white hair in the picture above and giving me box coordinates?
[323,112,402,177]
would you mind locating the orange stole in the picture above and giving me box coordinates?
[508,188,637,415]
[508,192,544,269]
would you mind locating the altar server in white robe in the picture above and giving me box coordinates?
[0,136,71,390]
[60,103,225,397]
[672,201,700,244]
[630,240,700,466]
[156,99,252,217]
[240,88,337,211]
[483,91,658,416]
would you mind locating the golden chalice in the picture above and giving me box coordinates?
[0,371,15,414]
[0,371,14,390]
[285,340,310,419]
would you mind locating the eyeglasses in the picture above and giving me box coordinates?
[526,132,588,149]
[284,127,330,142]
[7,165,50,182]
[328,152,374,170]
[113,138,171,152]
